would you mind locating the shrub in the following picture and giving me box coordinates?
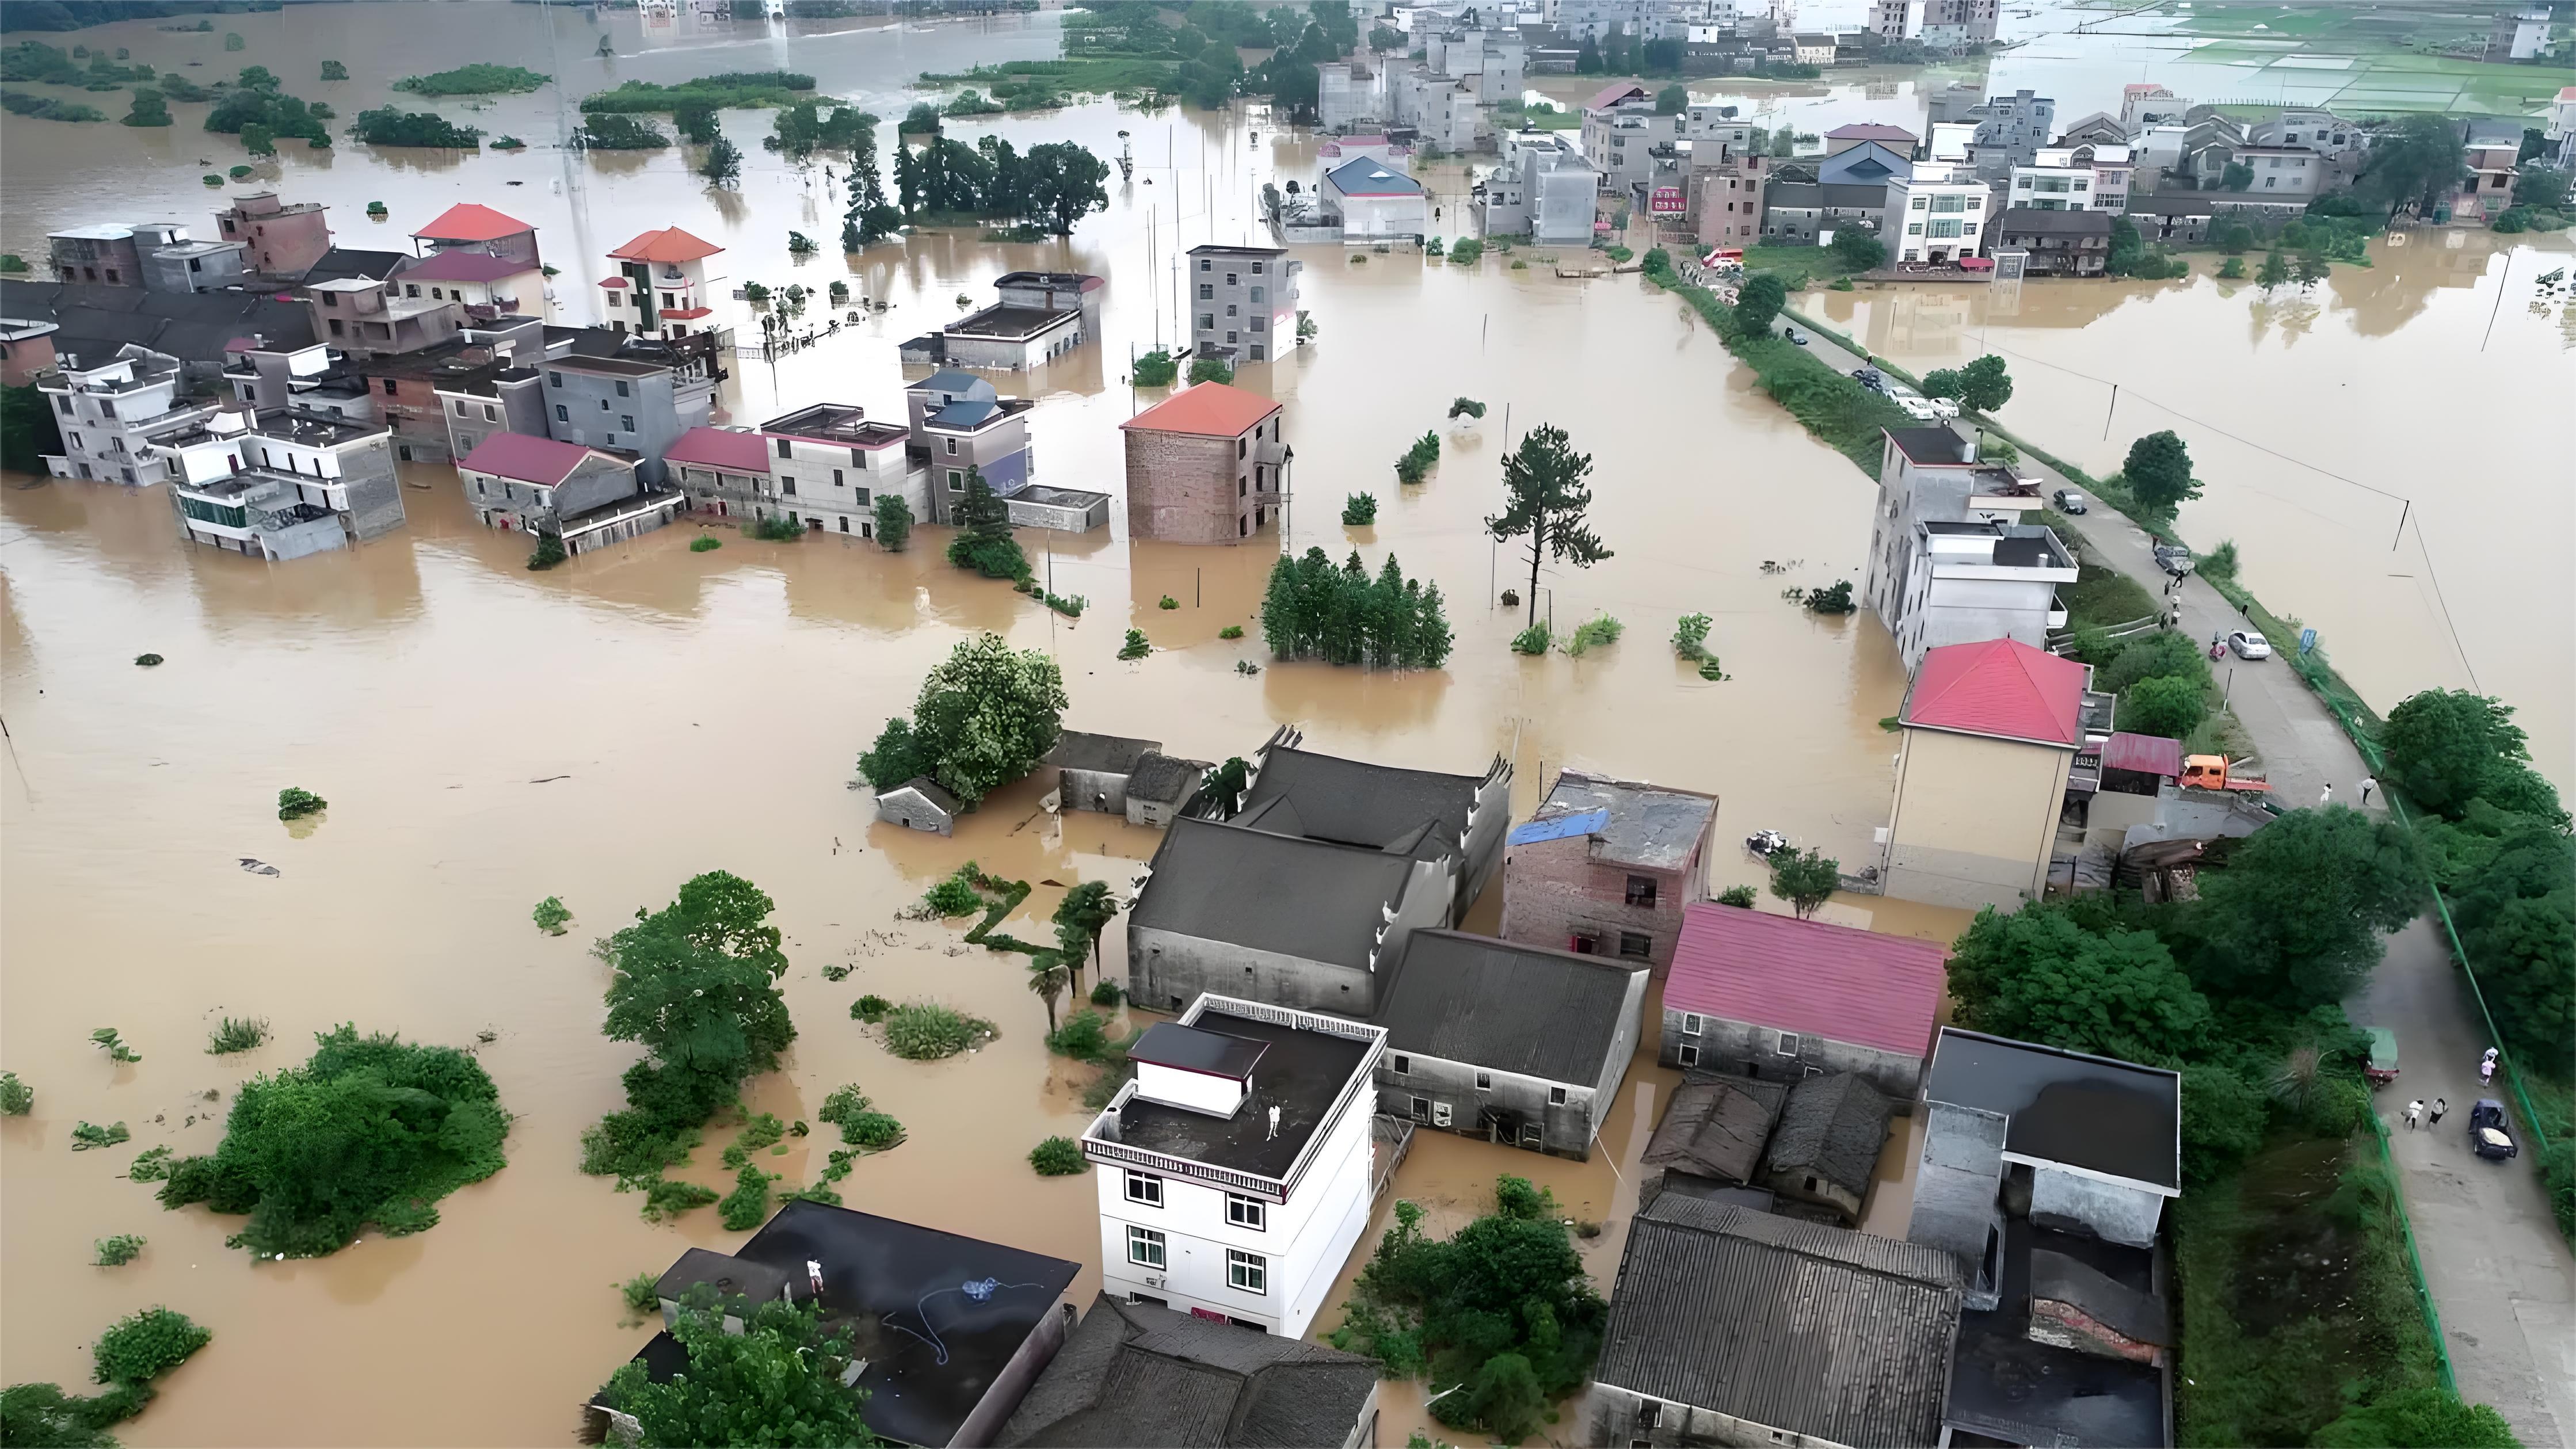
[640,1177,719,1222]
[1448,397,1487,420]
[1510,623,1551,655]
[2099,630,2207,695]
[719,1112,785,1169]
[276,787,326,820]
[1672,611,1713,661]
[1186,356,1233,385]
[880,1003,992,1060]
[1088,981,1122,1006]
[1717,884,1758,909]
[228,164,253,179]
[872,494,913,552]
[688,535,721,553]
[1394,430,1440,484]
[1157,595,1179,610]
[1342,493,1378,525]
[749,513,807,542]
[1046,1009,1112,1062]
[203,173,223,185]
[1449,238,1483,264]
[620,1271,660,1315]
[0,1072,31,1115]
[717,1162,775,1231]
[71,1121,129,1151]
[531,896,571,935]
[1803,581,1855,615]
[1605,245,1633,263]
[1119,630,1152,660]
[92,1307,211,1385]
[2119,674,2207,738]
[1130,348,1178,386]
[127,1146,173,1182]
[205,1017,268,1054]
[1218,624,1244,640]
[90,1029,139,1063]
[93,1235,146,1267]
[527,531,566,569]
[1030,1136,1085,1175]
[924,871,982,917]
[1565,615,1623,657]
[851,994,891,1022]
[348,106,483,147]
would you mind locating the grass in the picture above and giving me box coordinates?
[2063,562,2160,631]
[639,1177,718,1222]
[394,63,547,96]
[1737,242,1868,290]
[205,1017,269,1055]
[579,72,816,114]
[879,1002,994,1061]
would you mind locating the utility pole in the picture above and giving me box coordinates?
[2390,498,2409,551]
[2101,382,2117,440]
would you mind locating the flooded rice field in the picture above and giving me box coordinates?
[0,2,2555,1440]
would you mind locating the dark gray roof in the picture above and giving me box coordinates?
[1131,1021,1268,1079]
[1763,1072,1893,1196]
[1049,731,1161,775]
[1131,817,1417,969]
[1528,771,1716,872]
[1998,207,2116,237]
[2124,193,2221,216]
[1643,1071,1789,1185]
[1374,929,1645,1085]
[1923,1028,2182,1191]
[299,246,410,285]
[1126,752,1207,806]
[1000,1294,1379,1447]
[1597,1195,1963,1444]
[1764,180,1892,209]
[1,279,315,365]
[880,776,961,814]
[1947,1218,2163,1447]
[654,1245,790,1306]
[1884,425,1975,465]
[1992,533,2063,569]
[1106,1008,1377,1180]
[1237,744,1480,857]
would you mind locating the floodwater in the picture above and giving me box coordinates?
[1793,232,2576,791]
[2,6,1970,1442]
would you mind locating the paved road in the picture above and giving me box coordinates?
[1769,310,2576,1444]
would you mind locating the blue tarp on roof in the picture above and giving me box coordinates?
[1508,809,1609,847]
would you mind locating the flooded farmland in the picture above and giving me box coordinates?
[0,2,2558,1442]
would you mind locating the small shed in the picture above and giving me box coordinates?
[1047,732,1162,817]
[1640,1070,1788,1199]
[1124,751,1209,828]
[1759,1072,1893,1226]
[876,776,960,836]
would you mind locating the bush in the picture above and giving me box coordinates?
[640,1177,719,1222]
[1803,580,1855,615]
[92,1235,146,1267]
[91,1028,139,1063]
[532,896,571,935]
[1030,1136,1085,1176]
[717,1162,775,1231]
[393,63,548,96]
[2099,630,2207,696]
[851,994,891,1022]
[1157,595,1179,610]
[1119,630,1152,660]
[1448,397,1487,420]
[1510,623,1551,655]
[1046,1009,1113,1062]
[871,494,912,552]
[748,513,807,542]
[1672,611,1713,661]
[620,1271,660,1315]
[2312,1387,2520,1448]
[348,106,483,147]
[924,871,982,917]
[276,787,326,820]
[2118,673,2208,738]
[1130,348,1178,386]
[319,60,349,81]
[205,1017,268,1054]
[1829,230,1887,272]
[1448,238,1483,264]
[0,1072,31,1115]
[1342,493,1378,525]
[879,1003,992,1060]
[70,1122,129,1151]
[1717,884,1758,909]
[1218,624,1244,640]
[1565,615,1623,657]
[527,531,567,569]
[1394,430,1440,485]
[1186,356,1234,385]
[92,1307,211,1385]
[1088,981,1121,1006]
[127,1146,173,1182]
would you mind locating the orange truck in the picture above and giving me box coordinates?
[2179,755,2271,793]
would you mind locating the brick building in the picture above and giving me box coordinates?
[1499,770,1718,975]
[1119,382,1287,545]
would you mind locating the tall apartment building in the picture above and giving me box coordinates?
[1965,89,2056,172]
[1186,244,1301,364]
[1883,161,1992,264]
[153,407,406,559]
[35,345,218,486]
[542,353,710,485]
[1865,0,1998,45]
[1081,996,1389,1337]
[1582,83,1683,204]
[1119,382,1287,545]
[1864,426,2074,673]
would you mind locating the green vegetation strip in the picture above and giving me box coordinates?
[580,72,815,114]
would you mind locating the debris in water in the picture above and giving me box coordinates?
[237,857,280,876]
[134,653,164,667]
[475,1029,498,1044]
[529,775,570,784]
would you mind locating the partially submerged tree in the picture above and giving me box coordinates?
[595,1291,879,1446]
[859,633,1068,806]
[1487,425,1611,628]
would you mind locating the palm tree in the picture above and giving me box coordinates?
[1028,957,1070,1034]
[1053,882,1121,993]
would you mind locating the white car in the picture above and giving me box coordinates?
[2228,630,2272,659]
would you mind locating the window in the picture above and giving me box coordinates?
[1125,1170,1163,1206]
[1624,875,1657,907]
[615,380,631,398]
[1774,1030,1801,1056]
[548,371,562,388]
[1226,1193,1265,1230]
[1237,437,1248,459]
[1411,1095,1432,1120]
[1431,1101,1453,1127]
[1911,196,1927,210]
[1126,1226,1165,1268]
[1198,258,1211,272]
[832,468,844,487]
[554,404,569,424]
[1678,1044,1700,1067]
[1225,303,1238,318]
[405,284,420,298]
[620,415,635,433]
[1226,1250,1267,1295]
[1225,272,1239,286]
[662,292,676,308]
[380,378,398,396]
[1198,313,1214,330]
[1681,1013,1704,1036]
[428,286,441,299]
[947,470,964,491]
[1550,1085,1569,1105]
[944,437,958,456]
[1199,284,1213,300]
[1392,1054,1410,1075]
[1475,1072,1493,1091]
[1251,261,1263,274]
[776,438,792,458]
[1249,285,1264,304]
[1638,1401,1662,1429]
[328,319,345,337]
[854,487,870,504]
[782,477,797,496]
[1618,932,1652,959]
[482,405,497,422]
[1908,222,1924,235]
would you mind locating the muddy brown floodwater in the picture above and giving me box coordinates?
[1,6,1975,1442]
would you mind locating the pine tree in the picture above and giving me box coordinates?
[1414,584,1454,668]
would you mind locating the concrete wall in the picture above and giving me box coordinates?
[1908,1101,2007,1305]
[1378,964,1643,1159]
[954,1303,1070,1449]
[1128,858,1442,1016]
[2084,787,2161,848]
[1884,727,2070,912]
[1588,1382,1834,1449]
[1125,425,1264,546]
[1060,766,1131,817]
[337,435,407,540]
[548,368,682,484]
[2031,1163,2165,1248]
[876,790,954,836]
[1662,1011,1927,1104]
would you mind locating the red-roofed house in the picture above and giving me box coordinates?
[605,228,725,341]
[1880,638,2108,910]
[413,204,541,269]
[1660,902,1948,1102]
[1119,382,1288,544]
[663,424,775,520]
[457,431,679,555]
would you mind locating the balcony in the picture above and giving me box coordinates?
[1968,467,2044,512]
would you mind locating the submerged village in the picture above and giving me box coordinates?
[0,1,2571,1447]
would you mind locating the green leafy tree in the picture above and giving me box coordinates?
[702,135,742,183]
[868,633,1068,807]
[319,59,349,81]
[1026,956,1070,1033]
[2178,1062,2268,1181]
[2186,807,2422,1012]
[2381,689,2537,819]
[1955,353,2013,413]
[596,1292,879,1446]
[1024,140,1111,235]
[1186,355,1234,385]
[944,469,1028,581]
[1258,547,1451,669]
[2120,429,2198,517]
[858,717,928,788]
[1131,348,1179,386]
[2118,674,2206,738]
[1767,846,1839,918]
[2312,1387,2520,1448]
[121,85,170,126]
[2,383,66,473]
[1829,229,1886,272]
[1716,884,1758,909]
[1948,904,2214,1064]
[1733,272,1786,335]
[870,494,912,552]
[1487,425,1610,628]
[2255,247,2291,291]
[2099,630,2208,696]
[2219,160,2253,191]
[1653,83,1686,114]
[1052,881,1120,989]
[2357,113,2465,223]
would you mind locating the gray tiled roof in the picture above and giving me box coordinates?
[1131,817,1417,968]
[1237,744,1477,858]
[1642,1071,1788,1185]
[1763,1072,1893,1196]
[1049,731,1161,775]
[1374,929,1645,1085]
[1000,1294,1378,1447]
[1126,752,1209,806]
[1529,771,1716,871]
[1596,1195,1962,1445]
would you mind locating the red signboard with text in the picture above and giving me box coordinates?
[1649,186,1686,215]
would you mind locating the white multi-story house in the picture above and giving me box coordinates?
[151,406,407,559]
[2009,143,2131,213]
[1865,425,2075,674]
[1883,161,1992,264]
[36,345,218,487]
[1083,996,1388,1338]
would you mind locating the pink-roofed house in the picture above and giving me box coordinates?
[1880,637,2111,912]
[1660,902,1948,1103]
[457,431,679,555]
[663,424,775,520]
[412,203,541,269]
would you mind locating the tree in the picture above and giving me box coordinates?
[1948,904,2214,1065]
[2514,163,2570,213]
[1920,367,1962,401]
[1733,272,1786,335]
[239,120,275,155]
[1486,425,1611,627]
[1955,353,2013,413]
[1,383,65,473]
[1768,846,1839,918]
[1574,34,1602,73]
[2255,247,2290,291]
[870,494,911,552]
[2118,674,2206,738]
[2313,1388,2520,1449]
[597,1292,879,1447]
[944,468,1028,581]
[1187,355,1234,385]
[2212,221,2254,253]
[2219,161,2253,192]
[1257,547,1451,669]
[2381,689,2536,818]
[2293,247,2329,289]
[2357,113,2465,222]
[1026,956,1070,1033]
[2120,429,2197,517]
[2187,807,2422,1012]
[121,85,170,126]
[319,59,349,81]
[1022,140,1110,235]
[864,634,1069,807]
[1053,881,1120,990]
[2099,630,2207,695]
[1653,83,1686,114]
[898,101,941,134]
[702,135,742,183]
[1829,229,1886,272]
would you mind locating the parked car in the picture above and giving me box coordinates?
[2228,630,2272,659]
[1850,367,1887,393]
[1784,327,1808,345]
[2468,1099,2517,1160]
[1895,396,1948,422]
[2152,544,2194,577]
[2362,1027,2398,1087]
[2053,489,2088,513]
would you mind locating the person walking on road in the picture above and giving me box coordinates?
[2360,776,2377,806]
[2480,1057,2497,1088]
[2429,1097,2447,1126]
[2405,1099,2425,1130]
[2321,781,2334,807]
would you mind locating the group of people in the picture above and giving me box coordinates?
[2401,1049,2503,1131]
